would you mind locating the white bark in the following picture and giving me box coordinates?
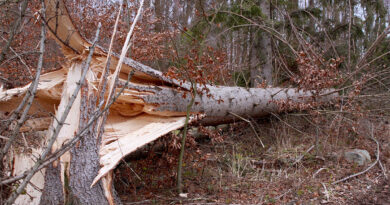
[116,81,337,124]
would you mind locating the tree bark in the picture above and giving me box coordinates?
[67,83,108,205]
[120,81,336,125]
[251,0,273,86]
[39,163,64,205]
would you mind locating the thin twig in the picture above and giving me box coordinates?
[0,0,32,137]
[356,26,390,69]
[292,145,315,166]
[270,112,308,137]
[3,0,46,202]
[0,0,28,65]
[0,37,33,78]
[340,26,390,87]
[0,71,135,186]
[105,0,145,109]
[4,18,101,205]
[0,135,9,140]
[313,167,328,178]
[332,124,380,185]
[275,189,292,200]
[321,183,330,202]
[95,0,124,143]
[97,0,122,101]
[0,2,46,163]
[302,10,340,59]
[124,200,152,205]
[177,82,196,194]
[0,76,10,83]
[218,10,298,55]
[229,111,265,148]
[378,160,388,180]
[0,51,39,67]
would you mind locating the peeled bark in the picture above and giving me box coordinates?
[0,0,338,204]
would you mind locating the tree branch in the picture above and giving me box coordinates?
[4,12,101,204]
[0,1,46,164]
[0,0,28,65]
[0,71,135,187]
[332,124,380,185]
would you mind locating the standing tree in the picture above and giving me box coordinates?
[250,0,273,86]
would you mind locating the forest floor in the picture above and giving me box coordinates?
[114,114,390,205]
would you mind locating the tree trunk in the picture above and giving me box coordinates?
[39,163,64,205]
[251,0,273,86]
[259,0,273,86]
[67,80,121,205]
[0,0,338,204]
[121,81,336,125]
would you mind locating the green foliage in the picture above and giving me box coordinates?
[290,7,322,19]
[183,20,210,42]
[180,0,390,89]
[232,70,250,87]
[211,0,266,29]
[180,0,266,43]
[330,23,364,40]
[296,189,305,196]
[363,0,387,18]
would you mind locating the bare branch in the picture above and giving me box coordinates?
[4,12,102,204]
[0,0,28,65]
[229,111,264,148]
[0,0,21,7]
[95,2,123,144]
[0,51,40,67]
[105,0,145,108]
[0,70,135,187]
[340,26,390,87]
[0,35,33,78]
[332,124,380,185]
[0,1,46,163]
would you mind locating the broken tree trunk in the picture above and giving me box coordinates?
[0,0,338,204]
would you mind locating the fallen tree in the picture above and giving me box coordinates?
[0,0,338,204]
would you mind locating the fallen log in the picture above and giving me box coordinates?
[0,0,338,204]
